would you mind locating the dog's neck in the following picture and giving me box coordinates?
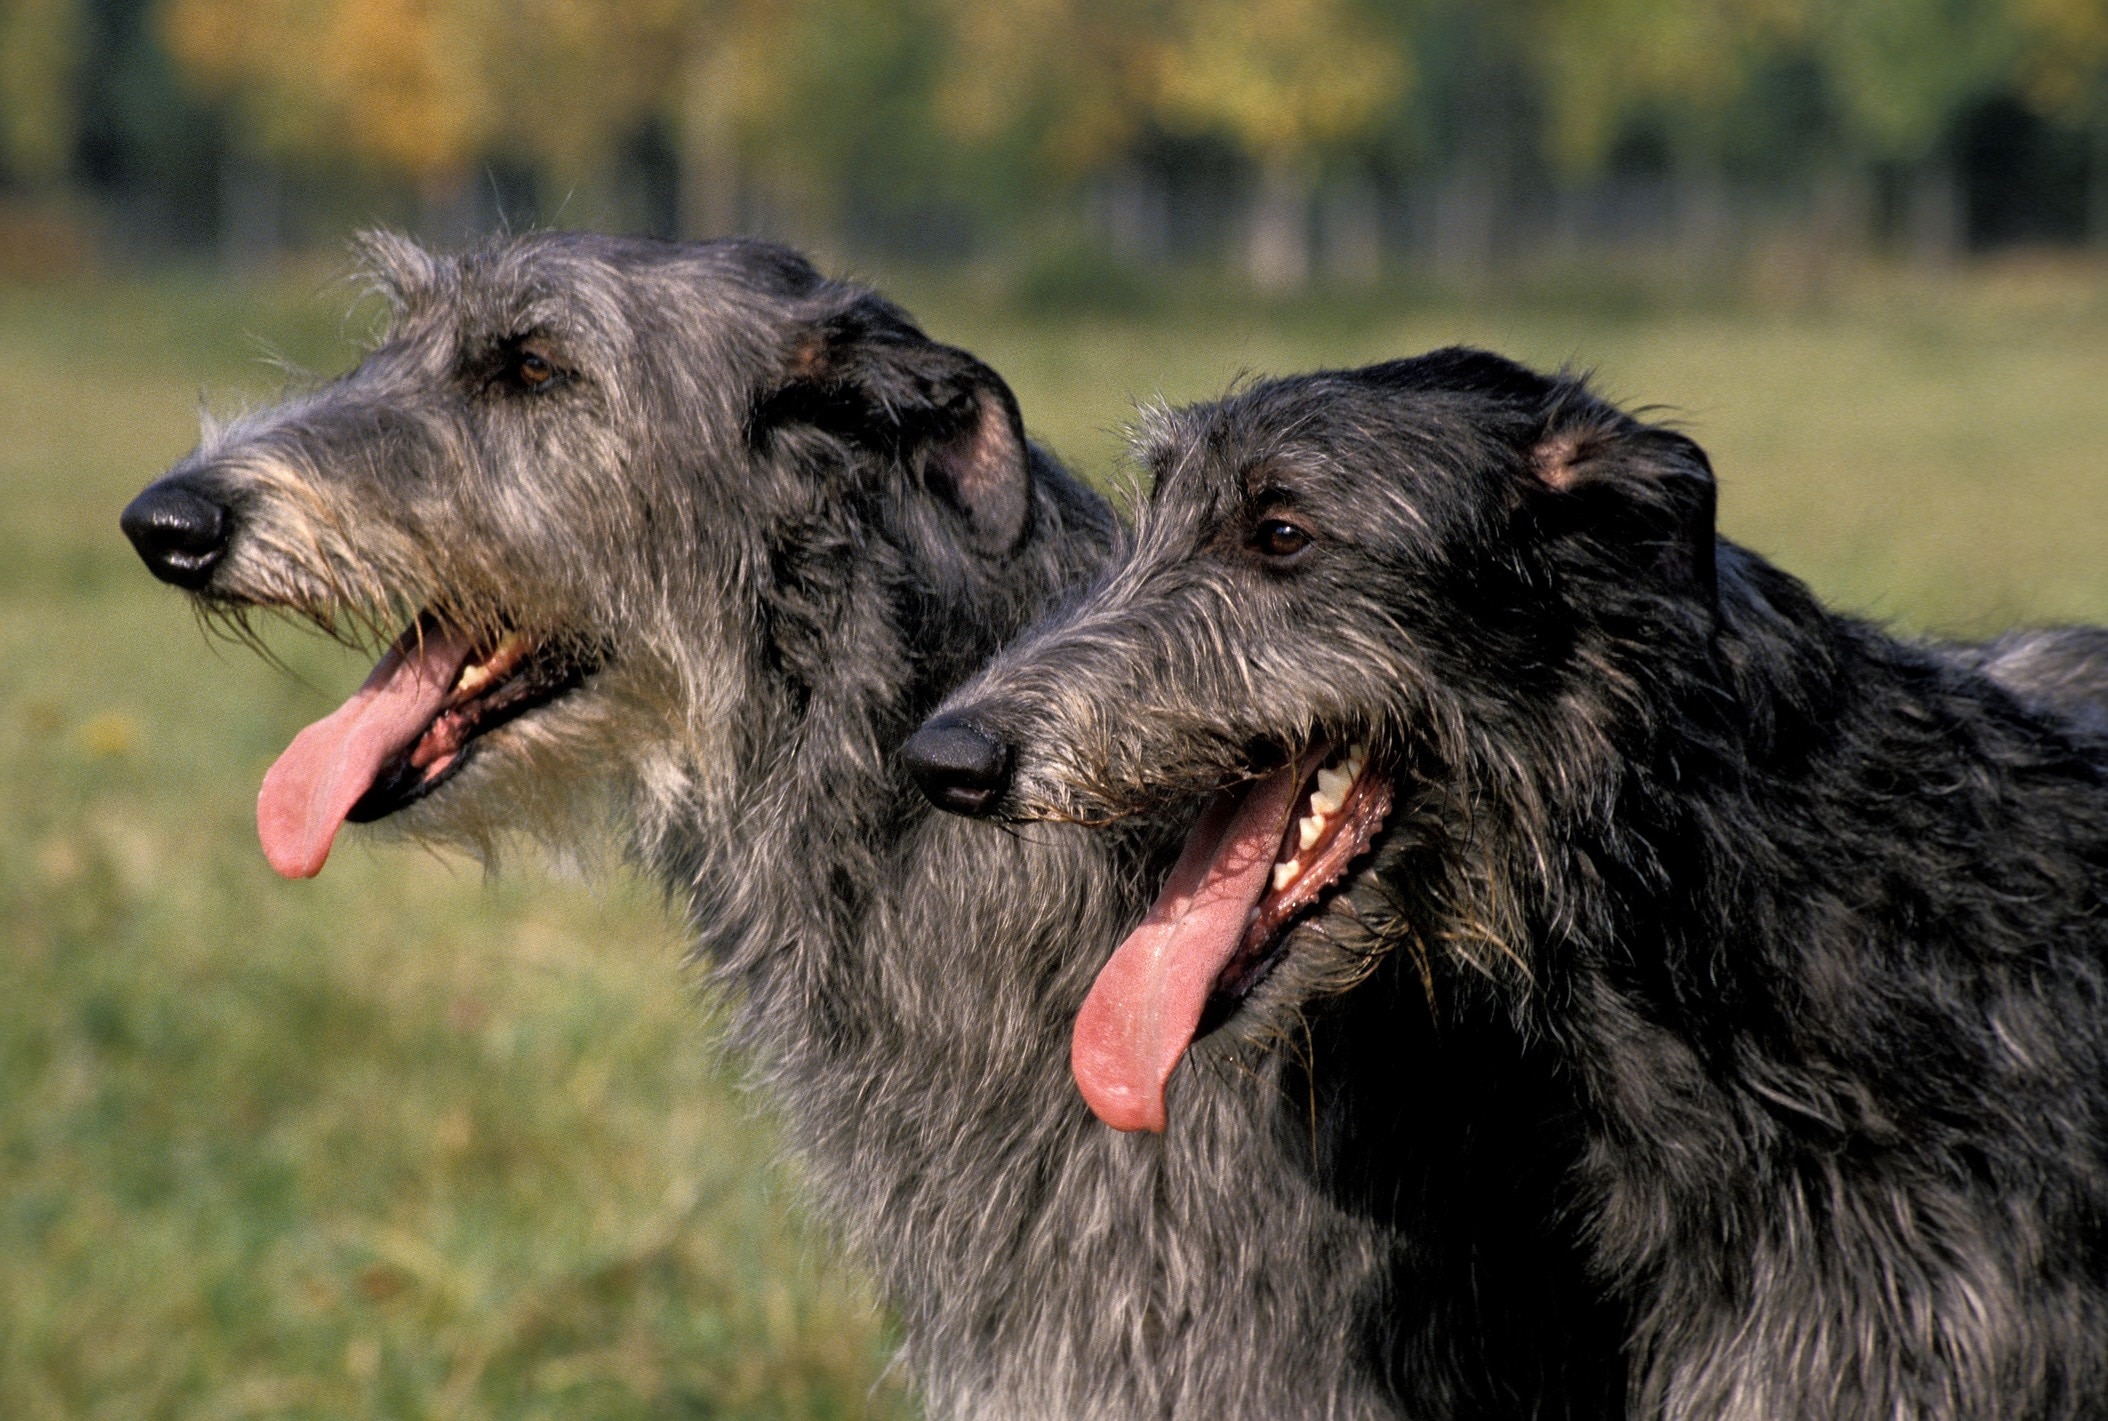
[1447,542,2108,1420]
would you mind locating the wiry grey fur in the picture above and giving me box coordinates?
[125,235,1652,1419]
[924,349,2108,1421]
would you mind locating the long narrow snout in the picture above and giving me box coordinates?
[902,713,1013,816]
[120,476,234,590]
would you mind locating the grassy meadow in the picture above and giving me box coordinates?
[2,259,2105,1420]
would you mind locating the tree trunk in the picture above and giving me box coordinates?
[1811,162,1874,256]
[1098,167,1171,267]
[678,34,740,240]
[1906,158,1963,269]
[1431,165,1498,283]
[2091,119,2108,251]
[1246,161,1314,293]
[1320,178,1383,287]
[1672,160,1733,282]
[417,172,476,249]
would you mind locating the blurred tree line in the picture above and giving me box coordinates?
[1,0,2104,284]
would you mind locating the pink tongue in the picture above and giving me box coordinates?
[1070,759,1307,1132]
[256,627,475,879]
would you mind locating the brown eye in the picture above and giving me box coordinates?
[1254,518,1312,559]
[513,351,557,391]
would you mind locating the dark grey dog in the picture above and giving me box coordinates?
[121,237,1640,1419]
[909,348,2108,1421]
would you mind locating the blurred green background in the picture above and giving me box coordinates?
[3,2,2107,1418]
[4,0,2108,283]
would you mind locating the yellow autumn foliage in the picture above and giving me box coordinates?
[936,0,1405,180]
[133,0,2108,210]
[2015,0,2108,119]
[157,0,787,188]
[1533,0,1803,170]
[162,0,489,178]
[1152,0,1405,167]
[934,0,1166,179]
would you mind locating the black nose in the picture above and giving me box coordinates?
[120,482,231,589]
[903,715,1014,817]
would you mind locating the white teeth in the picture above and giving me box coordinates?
[1312,744,1369,815]
[452,632,535,700]
[1271,745,1374,899]
[1311,768,1349,815]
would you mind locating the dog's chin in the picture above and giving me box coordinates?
[1066,740,1402,1134]
[1196,818,1405,1045]
[340,629,601,825]
[370,687,633,861]
[243,597,622,880]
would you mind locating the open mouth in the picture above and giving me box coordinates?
[1211,743,1393,1010]
[1069,741,1392,1133]
[255,614,595,880]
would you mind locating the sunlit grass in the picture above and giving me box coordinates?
[1,260,2103,1418]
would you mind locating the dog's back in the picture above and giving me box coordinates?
[1953,625,2108,738]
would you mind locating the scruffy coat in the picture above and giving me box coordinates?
[929,348,2108,1420]
[125,243,1626,1419]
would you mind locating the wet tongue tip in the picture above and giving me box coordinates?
[1070,933,1185,1133]
[1069,1038,1169,1133]
[257,791,332,879]
[1069,758,1311,1133]
[254,627,476,880]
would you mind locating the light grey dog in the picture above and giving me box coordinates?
[119,233,1638,1420]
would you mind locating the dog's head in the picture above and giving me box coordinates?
[122,231,1070,877]
[906,346,1719,1130]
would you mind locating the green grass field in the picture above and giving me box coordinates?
[3,261,2105,1420]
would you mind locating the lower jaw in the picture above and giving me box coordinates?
[346,740,479,823]
[1194,879,1365,1037]
[1197,939,1297,1037]
[1197,756,1395,1035]
[344,651,596,823]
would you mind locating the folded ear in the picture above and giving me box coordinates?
[755,293,1031,556]
[1527,406,1719,611]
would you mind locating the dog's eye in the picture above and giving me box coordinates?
[494,340,565,394]
[511,351,558,391]
[1253,519,1312,560]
